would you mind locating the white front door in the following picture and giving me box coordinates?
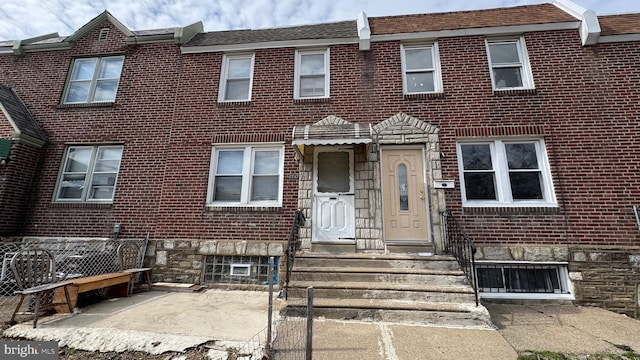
[312,148,355,242]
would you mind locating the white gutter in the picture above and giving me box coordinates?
[553,0,600,45]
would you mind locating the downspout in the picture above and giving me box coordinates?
[633,205,640,235]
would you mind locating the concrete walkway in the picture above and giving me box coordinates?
[3,290,640,359]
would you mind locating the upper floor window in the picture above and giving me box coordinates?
[457,139,555,207]
[55,145,123,202]
[208,144,284,207]
[486,37,533,90]
[401,44,442,94]
[218,53,255,102]
[63,56,125,104]
[294,49,329,99]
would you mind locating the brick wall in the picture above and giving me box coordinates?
[0,141,43,235]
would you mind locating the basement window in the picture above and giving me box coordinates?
[204,255,277,285]
[476,262,573,300]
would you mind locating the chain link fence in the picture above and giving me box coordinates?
[0,238,148,325]
[272,287,313,360]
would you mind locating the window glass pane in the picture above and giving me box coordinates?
[505,143,538,169]
[217,151,243,174]
[300,54,324,75]
[91,173,117,186]
[65,148,92,172]
[464,173,496,200]
[59,174,85,199]
[225,80,250,101]
[489,43,520,63]
[299,76,325,97]
[98,57,124,79]
[398,164,408,211]
[65,82,91,103]
[70,59,98,80]
[405,48,433,70]
[509,172,543,199]
[406,72,434,93]
[477,268,504,289]
[214,176,242,201]
[254,151,279,174]
[89,187,114,200]
[461,144,492,170]
[228,58,251,78]
[93,80,119,102]
[251,176,278,200]
[317,152,349,193]
[492,68,523,88]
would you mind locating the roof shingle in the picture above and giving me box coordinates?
[368,4,577,35]
[0,85,47,142]
[184,21,357,47]
[598,14,640,36]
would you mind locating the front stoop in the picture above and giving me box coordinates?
[282,253,493,328]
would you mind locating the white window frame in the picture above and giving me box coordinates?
[218,53,255,102]
[207,144,284,207]
[486,37,534,90]
[294,48,330,99]
[456,139,556,207]
[476,261,574,300]
[400,43,443,94]
[63,56,125,104]
[54,144,123,203]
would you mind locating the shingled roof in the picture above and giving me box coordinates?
[368,4,577,35]
[0,85,47,143]
[183,20,357,47]
[598,14,640,35]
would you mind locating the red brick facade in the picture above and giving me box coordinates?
[0,4,639,315]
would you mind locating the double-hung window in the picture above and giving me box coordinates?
[63,56,124,104]
[208,145,284,207]
[486,37,533,90]
[218,53,255,102]
[55,145,123,202]
[294,49,329,99]
[401,44,442,94]
[457,139,555,207]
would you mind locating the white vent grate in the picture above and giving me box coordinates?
[98,28,109,41]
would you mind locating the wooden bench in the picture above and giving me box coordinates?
[53,272,132,313]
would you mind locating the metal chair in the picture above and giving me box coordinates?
[117,242,152,294]
[10,248,73,328]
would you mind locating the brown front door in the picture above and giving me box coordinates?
[381,148,429,242]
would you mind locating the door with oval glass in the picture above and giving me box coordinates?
[381,147,429,242]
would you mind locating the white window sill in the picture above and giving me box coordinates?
[479,292,575,301]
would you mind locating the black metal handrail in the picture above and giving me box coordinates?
[442,210,479,306]
[284,210,305,300]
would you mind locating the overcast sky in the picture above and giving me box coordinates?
[2,0,640,41]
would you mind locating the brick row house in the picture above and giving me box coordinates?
[1,0,639,317]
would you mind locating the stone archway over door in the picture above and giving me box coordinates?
[373,113,446,253]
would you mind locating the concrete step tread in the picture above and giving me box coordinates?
[295,252,457,261]
[292,266,464,276]
[287,280,475,294]
[284,298,479,313]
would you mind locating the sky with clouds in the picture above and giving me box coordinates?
[1,0,640,41]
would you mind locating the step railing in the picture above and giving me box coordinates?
[284,210,305,300]
[441,210,479,306]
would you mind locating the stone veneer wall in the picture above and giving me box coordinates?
[296,114,448,252]
[476,244,640,318]
[149,239,286,284]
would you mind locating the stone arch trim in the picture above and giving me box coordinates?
[314,115,351,126]
[373,113,439,140]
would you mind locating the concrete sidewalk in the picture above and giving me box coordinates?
[2,290,640,359]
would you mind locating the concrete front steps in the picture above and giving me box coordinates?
[282,252,493,328]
